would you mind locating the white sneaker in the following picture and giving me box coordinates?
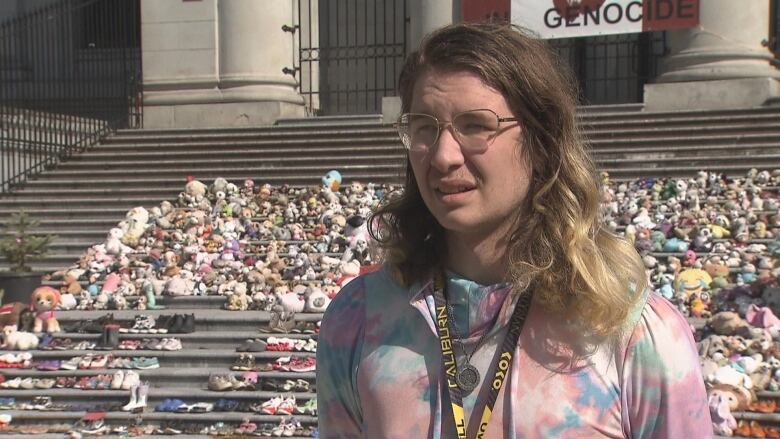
[110,370,125,390]
[121,371,140,390]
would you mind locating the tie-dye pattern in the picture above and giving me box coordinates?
[317,267,712,438]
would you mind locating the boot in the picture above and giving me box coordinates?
[168,314,184,334]
[181,314,195,334]
[98,326,119,350]
[122,384,138,411]
[134,382,149,411]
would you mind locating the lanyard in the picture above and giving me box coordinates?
[432,271,532,439]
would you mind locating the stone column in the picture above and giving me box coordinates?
[644,0,780,111]
[407,0,456,54]
[384,0,456,122]
[142,0,304,128]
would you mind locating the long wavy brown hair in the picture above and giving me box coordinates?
[369,22,647,338]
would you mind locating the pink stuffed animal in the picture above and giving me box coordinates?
[708,392,737,436]
[30,287,61,334]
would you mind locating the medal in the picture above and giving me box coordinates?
[455,364,480,393]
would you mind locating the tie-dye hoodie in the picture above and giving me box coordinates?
[317,267,712,438]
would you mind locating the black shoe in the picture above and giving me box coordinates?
[168,314,184,334]
[156,315,172,332]
[98,326,119,349]
[181,314,195,334]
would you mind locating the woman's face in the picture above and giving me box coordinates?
[408,69,531,239]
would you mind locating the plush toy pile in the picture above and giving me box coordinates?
[5,168,780,436]
[45,172,387,317]
[600,169,780,437]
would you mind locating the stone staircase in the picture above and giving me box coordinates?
[0,304,321,437]
[0,102,777,435]
[2,105,780,272]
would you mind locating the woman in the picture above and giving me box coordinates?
[317,22,711,438]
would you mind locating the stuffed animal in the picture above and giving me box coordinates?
[322,170,342,192]
[304,287,331,313]
[709,392,737,436]
[105,228,133,256]
[30,286,61,333]
[0,303,27,329]
[2,326,39,350]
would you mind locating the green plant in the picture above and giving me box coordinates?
[0,211,56,272]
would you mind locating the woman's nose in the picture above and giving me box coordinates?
[428,124,465,172]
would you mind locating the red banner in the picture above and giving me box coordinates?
[642,0,699,31]
[462,0,511,23]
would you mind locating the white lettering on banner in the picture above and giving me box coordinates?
[512,0,698,39]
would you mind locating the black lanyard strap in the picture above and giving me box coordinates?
[432,271,533,439]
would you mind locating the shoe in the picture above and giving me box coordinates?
[181,313,195,333]
[19,377,35,389]
[296,398,317,415]
[260,396,283,415]
[208,374,233,391]
[237,338,267,352]
[31,396,51,410]
[60,357,81,371]
[231,354,254,371]
[276,396,296,415]
[34,378,55,389]
[1,378,21,389]
[110,371,125,390]
[132,357,160,370]
[121,371,140,390]
[122,384,139,411]
[89,355,110,369]
[289,357,316,372]
[163,338,182,351]
[168,314,184,333]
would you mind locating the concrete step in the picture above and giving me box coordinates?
[0,366,316,390]
[23,348,315,369]
[2,409,318,426]
[68,144,404,161]
[58,140,780,166]
[22,172,404,188]
[576,106,780,121]
[43,331,318,350]
[54,154,406,171]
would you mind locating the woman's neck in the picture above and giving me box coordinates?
[444,228,510,286]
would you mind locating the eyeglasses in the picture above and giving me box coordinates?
[395,109,518,153]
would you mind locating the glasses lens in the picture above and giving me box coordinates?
[398,113,438,151]
[453,110,500,151]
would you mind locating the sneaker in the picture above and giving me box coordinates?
[260,396,282,415]
[110,371,125,390]
[208,374,233,392]
[34,378,55,389]
[89,355,111,369]
[296,398,317,415]
[132,357,160,370]
[289,357,316,373]
[60,357,81,371]
[163,338,182,351]
[121,371,140,390]
[277,396,296,416]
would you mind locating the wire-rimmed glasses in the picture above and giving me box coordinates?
[396,109,518,153]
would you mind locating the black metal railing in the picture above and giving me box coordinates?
[549,32,668,105]
[0,0,141,194]
[772,0,780,59]
[293,0,408,115]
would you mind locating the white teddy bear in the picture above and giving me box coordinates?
[2,326,39,350]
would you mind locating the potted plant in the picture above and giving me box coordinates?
[0,211,56,304]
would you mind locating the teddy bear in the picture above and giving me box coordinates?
[30,286,61,334]
[105,228,133,256]
[2,326,39,350]
[119,207,149,247]
[304,287,331,313]
[225,287,251,311]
